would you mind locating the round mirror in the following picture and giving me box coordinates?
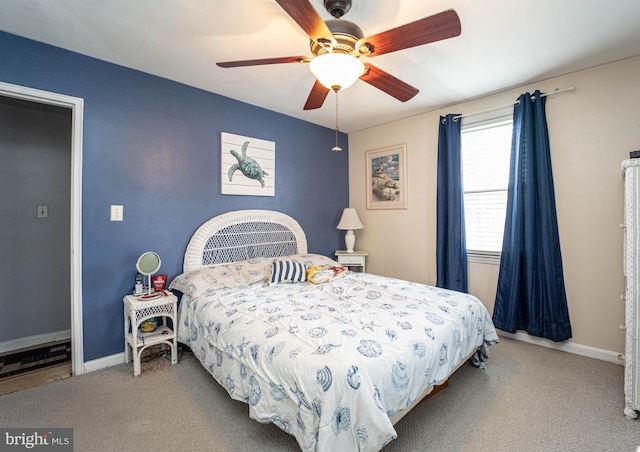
[136,252,161,295]
[136,252,161,276]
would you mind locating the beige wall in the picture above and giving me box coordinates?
[348,55,640,355]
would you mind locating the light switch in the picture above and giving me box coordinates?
[37,205,48,219]
[110,205,123,221]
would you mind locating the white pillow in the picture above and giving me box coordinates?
[284,253,341,267]
[169,257,272,296]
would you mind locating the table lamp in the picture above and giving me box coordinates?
[336,208,364,253]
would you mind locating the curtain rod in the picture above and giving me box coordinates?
[449,86,575,122]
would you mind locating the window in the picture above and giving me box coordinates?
[461,115,512,262]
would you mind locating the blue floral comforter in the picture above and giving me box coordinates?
[171,255,499,452]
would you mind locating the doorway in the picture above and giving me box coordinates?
[0,81,84,376]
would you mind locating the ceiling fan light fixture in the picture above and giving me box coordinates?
[309,53,364,91]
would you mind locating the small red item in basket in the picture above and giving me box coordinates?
[152,274,167,291]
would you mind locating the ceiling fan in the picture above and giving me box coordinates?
[217,0,462,110]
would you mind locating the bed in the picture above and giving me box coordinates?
[170,209,499,451]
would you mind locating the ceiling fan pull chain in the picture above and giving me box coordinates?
[332,88,342,152]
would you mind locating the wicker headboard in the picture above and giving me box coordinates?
[183,209,308,272]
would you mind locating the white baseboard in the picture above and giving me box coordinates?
[0,330,71,354]
[499,331,624,365]
[78,334,625,375]
[83,352,125,374]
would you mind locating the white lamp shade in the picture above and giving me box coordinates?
[309,53,365,91]
[337,208,364,230]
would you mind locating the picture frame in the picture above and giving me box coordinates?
[365,144,407,209]
[221,132,275,196]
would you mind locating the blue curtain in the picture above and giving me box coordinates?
[436,114,467,292]
[492,91,572,342]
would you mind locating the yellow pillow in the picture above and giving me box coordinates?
[306,265,348,284]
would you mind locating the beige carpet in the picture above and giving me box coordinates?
[0,337,638,452]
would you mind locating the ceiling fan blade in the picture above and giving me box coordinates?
[360,63,419,102]
[359,9,461,57]
[275,0,335,44]
[303,79,330,110]
[217,56,307,68]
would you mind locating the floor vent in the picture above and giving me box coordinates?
[0,340,71,379]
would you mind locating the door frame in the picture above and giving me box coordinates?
[0,81,84,375]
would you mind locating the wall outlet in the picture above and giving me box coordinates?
[110,205,123,221]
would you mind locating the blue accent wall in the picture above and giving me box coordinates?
[0,31,349,361]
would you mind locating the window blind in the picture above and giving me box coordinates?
[461,118,512,254]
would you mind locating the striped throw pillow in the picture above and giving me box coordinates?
[270,260,307,285]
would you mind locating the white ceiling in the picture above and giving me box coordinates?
[1,0,640,133]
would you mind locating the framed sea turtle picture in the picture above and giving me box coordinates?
[365,144,407,209]
[221,132,275,196]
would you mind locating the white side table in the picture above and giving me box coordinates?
[123,292,178,376]
[335,250,368,272]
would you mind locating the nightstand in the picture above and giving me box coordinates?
[123,292,178,376]
[335,250,368,273]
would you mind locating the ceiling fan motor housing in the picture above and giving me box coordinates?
[310,19,364,56]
